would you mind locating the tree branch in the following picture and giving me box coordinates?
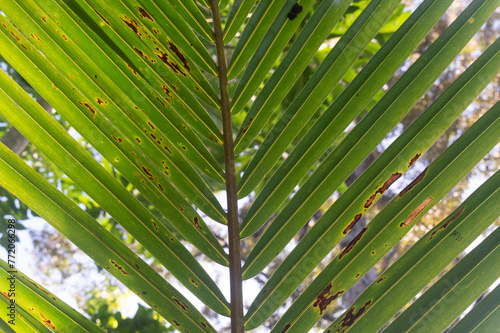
[210,1,244,332]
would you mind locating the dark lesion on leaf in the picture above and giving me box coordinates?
[168,41,190,71]
[39,312,56,330]
[335,300,372,331]
[343,213,362,234]
[121,15,142,37]
[156,49,186,76]
[136,6,154,21]
[339,227,367,259]
[94,10,109,25]
[428,207,464,241]
[172,297,189,311]
[287,3,303,20]
[78,100,96,115]
[194,216,201,229]
[96,97,107,106]
[30,33,41,42]
[399,167,428,197]
[364,172,402,209]
[110,260,129,275]
[313,283,344,315]
[408,152,422,168]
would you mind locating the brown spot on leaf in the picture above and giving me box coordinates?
[399,167,428,197]
[190,279,198,286]
[376,277,386,283]
[153,221,158,231]
[135,137,141,143]
[336,300,372,331]
[400,197,433,227]
[282,324,291,333]
[142,291,147,294]
[155,96,166,107]
[150,133,157,140]
[134,262,141,269]
[42,16,47,22]
[39,312,56,329]
[156,50,186,76]
[339,227,367,259]
[110,260,129,275]
[30,34,41,42]
[112,136,123,143]
[94,10,109,25]
[194,217,200,229]
[428,207,464,241]
[344,213,362,234]
[147,121,155,130]
[313,283,344,315]
[364,173,402,209]
[141,165,153,179]
[136,6,153,21]
[172,319,180,326]
[122,15,141,36]
[163,145,172,154]
[168,42,190,71]
[172,297,189,311]
[96,97,107,106]
[408,153,422,168]
[158,183,164,191]
[78,100,96,115]
[11,31,21,41]
[127,63,138,75]
[161,85,173,98]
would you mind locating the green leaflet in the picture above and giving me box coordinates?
[83,0,219,107]
[385,225,500,333]
[50,0,225,178]
[161,0,215,42]
[1,0,227,222]
[233,0,355,153]
[79,0,222,116]
[0,13,228,270]
[230,0,320,114]
[0,259,104,332]
[268,100,500,332]
[237,0,403,196]
[227,0,311,82]
[223,0,257,43]
[239,0,495,239]
[0,143,216,333]
[327,169,500,332]
[65,0,223,145]
[242,35,500,280]
[448,284,500,333]
[130,0,218,75]
[0,69,230,315]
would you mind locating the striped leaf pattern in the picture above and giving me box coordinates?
[0,0,498,331]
